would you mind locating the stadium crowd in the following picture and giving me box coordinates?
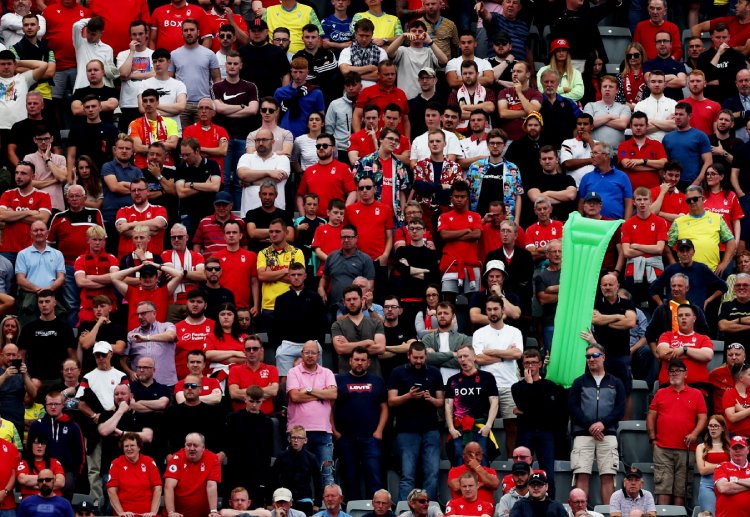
[2,0,750,515]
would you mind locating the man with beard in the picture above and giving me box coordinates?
[447,60,496,136]
[525,146,577,223]
[617,112,668,190]
[380,295,417,380]
[642,29,687,101]
[174,290,215,379]
[496,463,531,515]
[388,342,444,500]
[164,432,222,517]
[17,468,73,517]
[697,23,746,103]
[201,257,235,319]
[497,61,542,143]
[238,19,290,98]
[710,109,739,171]
[331,285,386,374]
[333,347,387,500]
[238,132,291,219]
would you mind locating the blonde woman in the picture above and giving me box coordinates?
[536,39,584,102]
[616,42,647,110]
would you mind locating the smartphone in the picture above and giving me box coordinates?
[413,383,423,391]
[10,359,21,369]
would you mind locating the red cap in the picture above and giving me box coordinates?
[550,39,570,52]
[731,436,748,448]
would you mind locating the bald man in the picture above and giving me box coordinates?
[17,468,74,517]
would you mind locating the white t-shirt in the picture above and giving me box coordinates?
[445,55,492,76]
[75,367,127,411]
[0,70,33,130]
[237,152,291,216]
[410,129,464,162]
[560,137,594,187]
[116,48,154,108]
[338,45,387,88]
[461,137,489,164]
[139,76,188,134]
[216,50,227,79]
[473,323,523,388]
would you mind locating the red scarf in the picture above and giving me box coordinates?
[624,71,644,104]
[141,114,168,145]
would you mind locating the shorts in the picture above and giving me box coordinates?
[52,68,77,99]
[276,340,322,376]
[570,435,619,475]
[497,387,517,420]
[653,444,690,497]
[441,268,482,294]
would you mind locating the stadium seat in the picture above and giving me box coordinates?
[618,420,652,464]
[681,29,711,57]
[438,459,452,506]
[690,507,702,517]
[599,26,632,64]
[553,460,573,504]
[491,418,508,460]
[605,63,620,74]
[594,504,611,517]
[655,505,688,516]
[710,340,725,372]
[631,463,655,494]
[525,336,539,349]
[630,380,651,420]
[346,500,374,517]
[270,417,283,458]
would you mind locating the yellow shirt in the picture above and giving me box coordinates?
[351,11,403,40]
[256,244,305,311]
[264,3,323,54]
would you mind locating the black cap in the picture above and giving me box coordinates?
[493,32,511,45]
[584,192,602,203]
[511,461,531,474]
[140,264,159,276]
[249,18,268,30]
[74,497,98,515]
[625,466,643,479]
[528,472,547,485]
[668,358,687,371]
[676,239,694,250]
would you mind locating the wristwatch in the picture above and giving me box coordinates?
[683,345,688,355]
[305,386,313,394]
[156,175,164,182]
[642,158,648,166]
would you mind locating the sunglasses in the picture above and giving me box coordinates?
[315,143,331,149]
[38,478,54,483]
[414,499,429,504]
[205,266,221,272]
[585,352,603,359]
[358,185,374,191]
[245,346,262,351]
[626,52,641,59]
[184,383,200,389]
[218,33,233,39]
[685,196,703,204]
[261,107,276,113]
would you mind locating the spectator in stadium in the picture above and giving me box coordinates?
[271,428,322,514]
[722,362,750,438]
[703,164,743,261]
[525,197,564,264]
[338,19,387,89]
[239,142,291,222]
[193,193,247,259]
[618,112,668,190]
[16,468,71,517]
[0,344,36,437]
[331,285,386,373]
[422,300,466,381]
[633,0,681,60]
[583,75,630,149]
[386,21,448,101]
[569,344,625,504]
[107,432,162,517]
[633,71,677,143]
[447,442,499,503]
[696,24,747,104]
[274,57,325,139]
[220,487,272,517]
[400,488,443,517]
[642,32,687,103]
[227,334,279,413]
[286,341,337,488]
[496,462,530,515]
[680,71,721,138]
[326,72,362,161]
[121,298,178,386]
[662,103,713,190]
[577,141,633,220]
[16,434,64,499]
[412,131,462,229]
[71,60,119,125]
[723,69,750,139]
[694,414,730,515]
[213,219,260,312]
[173,351,221,405]
[291,24,338,104]
[712,435,750,516]
[204,303,243,379]
[538,69,580,149]
[445,472,495,517]
[446,32,494,89]
[164,432,222,517]
[537,39,583,102]
[608,466,656,517]
[710,343,746,413]
[647,357,707,506]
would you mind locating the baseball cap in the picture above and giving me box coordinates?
[249,18,268,31]
[731,435,749,448]
[484,260,507,277]
[667,358,687,371]
[92,341,112,354]
[273,488,293,502]
[418,67,436,77]
[676,239,694,250]
[140,264,159,276]
[583,192,602,203]
[74,496,98,515]
[511,461,531,474]
[625,466,643,479]
[493,32,511,45]
[528,472,548,485]
[214,192,233,205]
[550,38,570,52]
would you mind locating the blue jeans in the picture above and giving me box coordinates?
[453,434,488,466]
[699,474,716,514]
[543,325,554,353]
[396,430,440,501]
[337,435,383,500]
[62,265,79,327]
[517,429,556,498]
[305,431,335,488]
[224,138,246,207]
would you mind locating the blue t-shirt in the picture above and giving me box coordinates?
[322,14,353,45]
[577,167,633,219]
[101,160,144,222]
[662,128,712,184]
[18,495,74,517]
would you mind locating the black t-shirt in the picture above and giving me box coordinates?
[381,321,417,381]
[77,320,127,373]
[238,43,291,98]
[732,140,750,195]
[141,166,178,221]
[8,118,61,162]
[445,369,499,421]
[163,402,225,455]
[697,47,745,103]
[334,371,387,436]
[174,158,221,219]
[387,363,444,433]
[527,172,577,221]
[244,207,293,252]
[534,268,561,326]
[709,134,740,173]
[394,245,440,299]
[212,79,260,139]
[68,121,119,168]
[17,318,76,381]
[719,298,750,345]
[593,295,636,357]
[408,92,449,138]
[203,284,236,320]
[99,409,152,472]
[72,86,119,124]
[476,162,505,216]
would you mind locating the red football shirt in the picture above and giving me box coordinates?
[88,0,150,53]
[214,248,257,308]
[650,187,686,221]
[205,11,247,52]
[106,454,162,513]
[182,123,229,173]
[649,385,706,449]
[524,220,564,250]
[0,439,18,510]
[657,330,714,385]
[438,209,483,271]
[115,203,169,257]
[311,223,342,274]
[150,4,210,52]
[227,362,279,413]
[714,460,750,517]
[297,161,356,218]
[445,497,494,517]
[74,252,120,322]
[48,209,104,264]
[42,3,92,70]
[722,387,750,437]
[125,285,170,331]
[17,458,64,497]
[164,449,222,517]
[344,201,395,260]
[617,137,667,189]
[681,97,721,136]
[620,213,668,277]
[175,318,216,380]
[447,465,498,503]
[0,188,52,253]
[174,376,221,397]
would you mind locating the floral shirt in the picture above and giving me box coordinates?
[412,158,464,212]
[465,158,524,221]
[354,150,411,223]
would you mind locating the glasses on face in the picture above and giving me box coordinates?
[219,33,233,39]
[206,266,221,272]
[260,108,276,114]
[626,52,641,59]
[655,39,671,44]
[245,346,262,352]
[137,310,155,316]
[585,352,603,359]
[273,37,289,43]
[171,235,186,239]
[255,137,273,143]
[408,226,425,232]
[414,499,429,504]
[315,143,331,149]
[488,141,504,147]
[358,185,374,191]
[341,235,356,240]
[184,383,200,389]
[668,369,686,375]
[686,196,703,204]
[38,478,54,483]
[35,136,51,141]
[383,304,400,310]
